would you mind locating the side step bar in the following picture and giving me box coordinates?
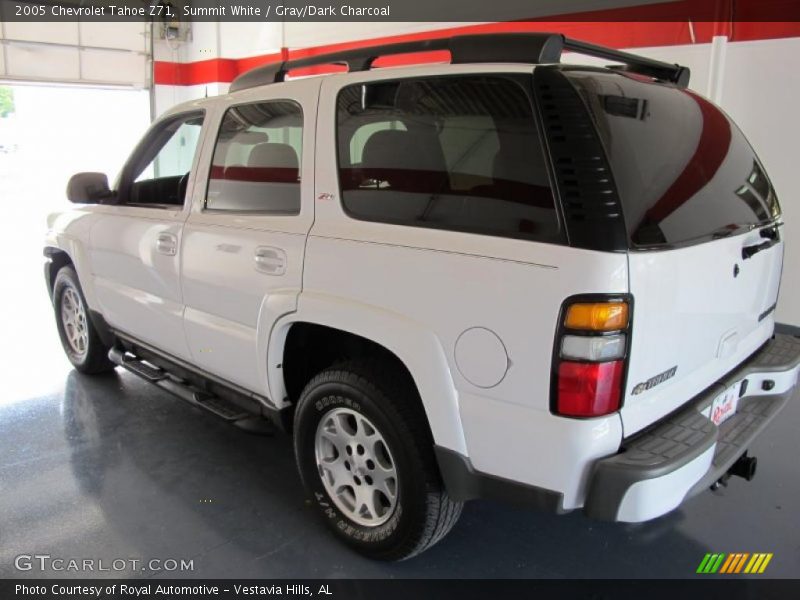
[109,347,275,434]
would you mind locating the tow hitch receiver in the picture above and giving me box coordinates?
[711,452,758,490]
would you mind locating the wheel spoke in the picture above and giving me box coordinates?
[314,406,398,527]
[365,490,383,520]
[371,467,397,499]
[60,285,89,358]
[320,431,346,459]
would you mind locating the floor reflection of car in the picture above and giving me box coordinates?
[60,370,315,574]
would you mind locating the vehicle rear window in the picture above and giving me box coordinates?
[565,71,781,247]
[336,75,562,243]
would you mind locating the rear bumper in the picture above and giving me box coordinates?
[583,334,800,522]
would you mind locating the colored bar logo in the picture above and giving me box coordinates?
[697,553,773,574]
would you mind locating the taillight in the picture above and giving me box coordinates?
[552,297,631,418]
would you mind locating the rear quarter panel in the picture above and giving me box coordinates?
[298,65,629,504]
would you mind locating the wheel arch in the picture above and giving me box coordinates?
[44,246,73,299]
[43,229,101,312]
[45,245,115,347]
[269,297,467,455]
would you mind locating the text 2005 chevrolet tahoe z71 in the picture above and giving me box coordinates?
[44,34,800,560]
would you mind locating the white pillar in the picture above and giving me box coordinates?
[707,35,728,103]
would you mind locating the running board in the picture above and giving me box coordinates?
[108,347,274,433]
[111,349,168,382]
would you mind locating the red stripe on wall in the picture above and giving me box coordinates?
[154,53,284,85]
[153,2,800,86]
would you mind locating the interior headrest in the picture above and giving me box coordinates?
[360,129,446,173]
[247,143,299,170]
[235,131,269,145]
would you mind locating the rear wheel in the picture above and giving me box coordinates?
[53,266,115,374]
[293,359,463,560]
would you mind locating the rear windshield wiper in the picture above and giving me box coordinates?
[742,224,781,259]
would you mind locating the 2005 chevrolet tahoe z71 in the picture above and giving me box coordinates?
[44,33,800,560]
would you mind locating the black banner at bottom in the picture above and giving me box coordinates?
[3,579,800,600]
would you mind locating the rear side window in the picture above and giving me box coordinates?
[206,100,302,214]
[336,75,561,242]
[566,71,781,247]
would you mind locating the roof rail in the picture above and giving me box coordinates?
[229,33,690,93]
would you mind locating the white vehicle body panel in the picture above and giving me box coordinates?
[89,206,191,359]
[300,65,630,495]
[180,78,320,394]
[623,234,783,435]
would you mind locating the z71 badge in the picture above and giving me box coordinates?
[632,366,678,395]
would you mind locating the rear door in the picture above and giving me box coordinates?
[180,79,318,396]
[566,71,783,435]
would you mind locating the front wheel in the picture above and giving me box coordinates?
[53,266,115,374]
[293,359,463,560]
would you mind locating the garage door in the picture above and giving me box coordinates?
[0,22,150,88]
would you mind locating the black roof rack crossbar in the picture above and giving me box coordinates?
[230,33,689,93]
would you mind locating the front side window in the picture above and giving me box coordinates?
[336,75,560,242]
[120,112,204,207]
[206,100,303,214]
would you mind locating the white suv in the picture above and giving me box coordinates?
[44,33,800,560]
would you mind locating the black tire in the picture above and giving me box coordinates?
[293,359,463,561]
[53,266,115,374]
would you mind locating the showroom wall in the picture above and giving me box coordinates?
[150,21,800,326]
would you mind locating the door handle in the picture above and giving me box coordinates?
[156,232,178,256]
[254,246,286,275]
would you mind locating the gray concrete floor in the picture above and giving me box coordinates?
[1,352,799,578]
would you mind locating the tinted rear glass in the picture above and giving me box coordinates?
[336,75,562,243]
[565,71,780,247]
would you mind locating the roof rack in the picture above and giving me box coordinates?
[229,33,690,93]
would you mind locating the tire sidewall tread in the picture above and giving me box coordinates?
[293,359,462,561]
[53,266,115,374]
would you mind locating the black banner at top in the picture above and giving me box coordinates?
[1,0,800,22]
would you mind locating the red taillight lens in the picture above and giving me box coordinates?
[557,360,623,417]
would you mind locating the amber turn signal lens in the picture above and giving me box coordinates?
[565,302,629,332]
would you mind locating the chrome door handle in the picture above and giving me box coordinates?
[156,232,178,256]
[254,246,286,275]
